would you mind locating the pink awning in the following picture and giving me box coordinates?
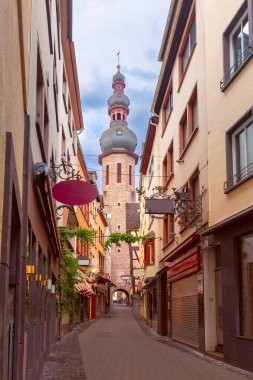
[75,283,94,296]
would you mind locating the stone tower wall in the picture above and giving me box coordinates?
[102,153,136,289]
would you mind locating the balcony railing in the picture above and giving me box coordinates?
[220,41,253,91]
[224,161,253,192]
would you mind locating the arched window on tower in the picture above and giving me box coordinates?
[116,129,122,135]
[113,114,116,120]
[117,113,121,120]
[123,114,125,120]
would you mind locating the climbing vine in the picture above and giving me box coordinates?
[57,227,96,320]
[104,232,147,251]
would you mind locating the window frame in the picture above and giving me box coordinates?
[225,107,253,192]
[105,164,109,186]
[179,85,198,159]
[117,163,122,183]
[178,8,197,88]
[221,0,253,91]
[162,80,173,135]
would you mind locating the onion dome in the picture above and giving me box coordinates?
[108,92,130,108]
[100,125,137,153]
[113,64,125,83]
[99,63,137,155]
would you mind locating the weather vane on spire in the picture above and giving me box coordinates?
[117,51,120,69]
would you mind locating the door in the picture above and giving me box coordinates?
[215,248,223,349]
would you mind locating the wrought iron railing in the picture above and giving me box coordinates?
[224,161,253,192]
[220,41,253,90]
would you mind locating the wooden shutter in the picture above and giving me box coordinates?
[144,242,150,265]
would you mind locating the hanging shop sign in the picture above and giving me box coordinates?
[78,258,90,266]
[52,180,98,205]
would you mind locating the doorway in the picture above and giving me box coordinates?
[214,247,223,350]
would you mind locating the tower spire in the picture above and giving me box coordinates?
[117,51,120,70]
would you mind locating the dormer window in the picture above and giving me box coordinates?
[116,129,123,135]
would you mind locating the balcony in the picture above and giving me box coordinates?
[220,42,253,91]
[224,161,253,193]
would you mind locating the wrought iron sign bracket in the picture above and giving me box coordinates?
[55,205,77,220]
[50,159,83,183]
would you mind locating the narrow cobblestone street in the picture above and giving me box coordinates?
[40,306,253,380]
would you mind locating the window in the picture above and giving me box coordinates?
[117,163,121,183]
[148,156,154,185]
[129,165,132,185]
[116,129,123,135]
[233,119,253,180]
[106,164,109,185]
[225,110,253,192]
[144,239,155,265]
[113,114,116,120]
[231,14,249,70]
[118,203,121,206]
[163,82,173,131]
[189,171,200,201]
[62,68,67,112]
[118,249,121,253]
[117,113,121,120]
[179,16,196,79]
[163,215,174,246]
[240,233,253,338]
[179,86,198,156]
[117,225,121,230]
[221,1,253,90]
[61,128,66,158]
[163,141,174,187]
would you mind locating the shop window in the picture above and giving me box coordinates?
[221,1,253,91]
[225,109,253,192]
[144,239,155,265]
[240,233,253,338]
[117,163,121,183]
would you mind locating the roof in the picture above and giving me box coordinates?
[126,203,140,231]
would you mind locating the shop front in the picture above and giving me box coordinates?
[161,234,204,350]
[143,277,158,331]
[203,207,253,372]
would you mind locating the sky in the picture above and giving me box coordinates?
[73,0,169,189]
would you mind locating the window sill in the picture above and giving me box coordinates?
[178,43,197,93]
[179,127,199,160]
[162,238,175,250]
[220,48,253,92]
[161,109,173,138]
[224,172,253,194]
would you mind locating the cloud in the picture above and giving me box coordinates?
[73,0,170,190]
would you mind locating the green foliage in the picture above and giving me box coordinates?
[57,227,95,320]
[104,232,147,251]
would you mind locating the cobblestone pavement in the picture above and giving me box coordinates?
[40,306,253,380]
[40,321,93,380]
[79,306,253,380]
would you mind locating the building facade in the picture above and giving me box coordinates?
[138,0,253,373]
[202,0,253,371]
[99,66,139,302]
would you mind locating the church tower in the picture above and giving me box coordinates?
[98,64,138,294]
